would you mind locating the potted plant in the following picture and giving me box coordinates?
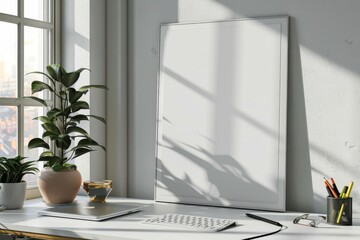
[26,64,107,204]
[0,156,39,209]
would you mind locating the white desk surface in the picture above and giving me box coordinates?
[0,196,359,240]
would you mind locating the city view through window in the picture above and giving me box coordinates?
[0,0,53,186]
[0,24,45,159]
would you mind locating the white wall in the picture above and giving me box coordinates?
[128,0,360,214]
[106,0,128,197]
[128,0,179,201]
[62,0,106,182]
[62,0,129,198]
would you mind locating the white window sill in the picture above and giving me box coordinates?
[26,187,41,200]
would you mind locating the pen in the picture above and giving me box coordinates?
[324,181,333,197]
[345,181,354,198]
[333,186,347,222]
[331,178,340,196]
[324,178,338,198]
[246,213,283,227]
[339,186,348,198]
[336,181,354,224]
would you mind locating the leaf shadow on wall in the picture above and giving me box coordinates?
[156,136,278,208]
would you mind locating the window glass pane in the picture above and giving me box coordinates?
[24,106,44,186]
[0,0,17,16]
[24,0,50,22]
[0,22,17,98]
[22,163,40,187]
[0,106,17,158]
[24,26,50,99]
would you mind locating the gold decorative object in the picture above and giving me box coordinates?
[82,180,112,203]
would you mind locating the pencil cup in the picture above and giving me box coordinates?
[327,197,352,225]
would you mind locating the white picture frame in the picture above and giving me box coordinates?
[155,16,288,211]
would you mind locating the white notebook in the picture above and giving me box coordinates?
[38,201,143,221]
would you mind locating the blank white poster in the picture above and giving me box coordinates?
[155,16,288,211]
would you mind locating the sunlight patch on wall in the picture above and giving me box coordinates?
[178,0,237,22]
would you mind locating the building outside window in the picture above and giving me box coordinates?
[0,0,59,188]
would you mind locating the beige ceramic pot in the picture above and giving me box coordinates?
[38,167,82,204]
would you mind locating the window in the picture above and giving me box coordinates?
[0,0,59,188]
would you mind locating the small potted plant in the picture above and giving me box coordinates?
[0,156,39,209]
[26,64,107,204]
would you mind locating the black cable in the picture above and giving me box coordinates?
[243,225,286,240]
[244,213,287,240]
[245,213,283,227]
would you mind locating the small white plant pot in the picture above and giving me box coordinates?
[0,182,27,209]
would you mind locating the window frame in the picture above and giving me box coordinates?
[0,0,61,190]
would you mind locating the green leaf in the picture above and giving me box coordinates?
[42,131,58,140]
[33,116,51,123]
[38,155,64,162]
[66,126,89,136]
[31,81,54,94]
[77,138,106,151]
[70,101,89,112]
[68,88,86,104]
[64,106,71,117]
[76,68,91,73]
[64,122,77,128]
[78,85,108,92]
[62,72,79,87]
[87,115,106,124]
[46,64,63,82]
[63,163,77,170]
[61,68,90,87]
[47,108,63,119]
[42,123,61,134]
[59,134,71,140]
[70,114,89,123]
[28,138,50,150]
[0,156,38,183]
[52,163,65,172]
[40,151,54,158]
[23,96,47,107]
[73,148,93,160]
[25,71,56,87]
[52,164,76,172]
[55,134,71,150]
[40,156,67,169]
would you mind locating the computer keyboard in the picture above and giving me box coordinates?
[143,213,236,232]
